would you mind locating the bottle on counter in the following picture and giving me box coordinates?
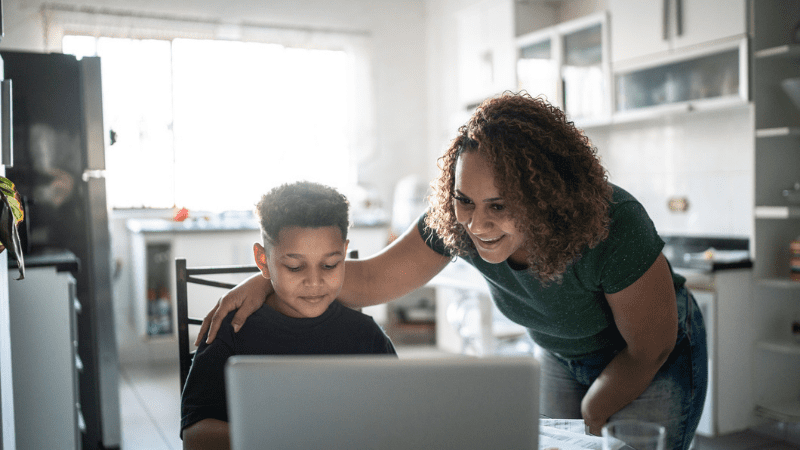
[147,288,159,336]
[156,286,173,335]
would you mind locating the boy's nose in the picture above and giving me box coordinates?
[305,268,324,286]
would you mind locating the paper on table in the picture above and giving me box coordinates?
[539,419,606,450]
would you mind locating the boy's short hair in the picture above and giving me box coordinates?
[255,181,350,248]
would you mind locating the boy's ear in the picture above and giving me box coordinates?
[253,243,270,279]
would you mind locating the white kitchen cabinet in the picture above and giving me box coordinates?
[610,0,746,67]
[456,0,516,108]
[517,12,612,127]
[609,0,670,65]
[517,28,559,107]
[682,269,759,437]
[8,260,82,450]
[613,37,748,118]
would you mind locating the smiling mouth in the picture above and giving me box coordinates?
[301,295,327,302]
[473,234,505,248]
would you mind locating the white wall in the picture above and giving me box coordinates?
[587,106,754,238]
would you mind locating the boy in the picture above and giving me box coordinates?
[181,181,397,449]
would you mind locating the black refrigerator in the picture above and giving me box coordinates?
[1,51,121,450]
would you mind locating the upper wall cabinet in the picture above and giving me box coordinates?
[456,0,516,108]
[517,13,612,127]
[613,38,748,119]
[610,0,746,67]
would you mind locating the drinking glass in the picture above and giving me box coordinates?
[602,420,666,450]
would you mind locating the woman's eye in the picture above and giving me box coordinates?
[323,263,340,270]
[454,195,473,205]
[491,204,505,211]
[285,266,302,272]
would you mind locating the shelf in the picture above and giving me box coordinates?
[756,339,800,356]
[754,206,800,219]
[611,97,749,126]
[757,278,800,290]
[754,44,800,60]
[756,127,800,138]
[574,115,612,130]
[755,400,800,423]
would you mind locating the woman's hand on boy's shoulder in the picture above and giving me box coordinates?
[197,274,271,346]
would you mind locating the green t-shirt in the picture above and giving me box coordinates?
[418,184,686,358]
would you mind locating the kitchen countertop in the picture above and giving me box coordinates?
[126,217,390,233]
[662,235,752,273]
[9,249,80,273]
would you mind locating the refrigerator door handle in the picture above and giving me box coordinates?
[1,79,12,167]
[79,57,106,171]
[81,169,106,182]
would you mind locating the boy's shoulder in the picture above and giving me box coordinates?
[332,301,379,325]
[328,301,390,337]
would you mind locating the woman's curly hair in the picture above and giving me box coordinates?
[425,92,613,284]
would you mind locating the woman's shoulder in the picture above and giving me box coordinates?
[609,183,640,207]
[606,184,656,228]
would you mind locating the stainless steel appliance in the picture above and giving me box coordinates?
[1,50,120,450]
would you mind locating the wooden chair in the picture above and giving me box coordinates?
[176,249,359,391]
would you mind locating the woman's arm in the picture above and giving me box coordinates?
[581,253,679,435]
[182,418,230,450]
[336,222,452,307]
[198,221,451,345]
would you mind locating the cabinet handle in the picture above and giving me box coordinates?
[675,0,683,36]
[662,0,670,41]
[1,79,11,167]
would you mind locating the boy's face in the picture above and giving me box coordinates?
[253,226,348,318]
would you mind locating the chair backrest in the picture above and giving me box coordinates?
[176,249,360,392]
[175,258,260,392]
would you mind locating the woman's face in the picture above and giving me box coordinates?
[453,151,528,265]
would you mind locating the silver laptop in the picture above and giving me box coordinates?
[225,355,540,450]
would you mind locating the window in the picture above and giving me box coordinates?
[63,35,356,212]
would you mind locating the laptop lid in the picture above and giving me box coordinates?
[225,355,539,450]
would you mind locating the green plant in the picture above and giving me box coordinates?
[0,177,24,280]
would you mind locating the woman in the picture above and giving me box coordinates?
[198,93,707,450]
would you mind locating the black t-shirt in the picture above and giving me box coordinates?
[180,300,397,436]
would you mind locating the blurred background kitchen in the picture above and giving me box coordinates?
[0,0,798,449]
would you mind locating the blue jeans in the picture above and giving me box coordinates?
[539,285,708,450]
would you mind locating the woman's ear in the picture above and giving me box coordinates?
[253,243,270,279]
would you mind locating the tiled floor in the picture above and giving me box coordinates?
[119,347,799,450]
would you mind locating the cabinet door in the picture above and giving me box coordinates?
[456,0,515,107]
[611,0,746,65]
[672,0,746,52]
[516,32,560,107]
[610,0,670,64]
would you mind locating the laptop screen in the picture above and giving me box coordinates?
[225,355,539,450]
